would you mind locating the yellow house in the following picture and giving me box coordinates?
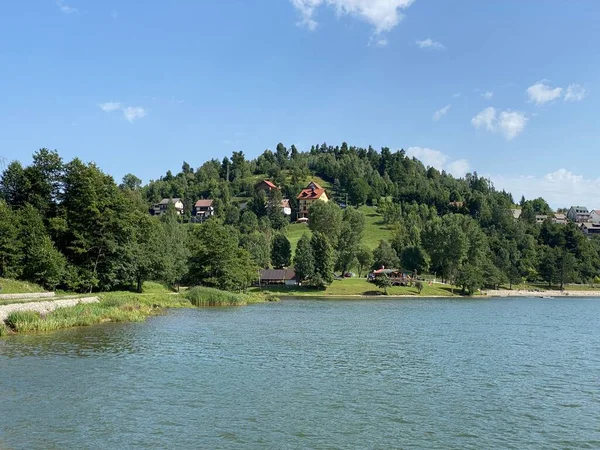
[296,181,328,219]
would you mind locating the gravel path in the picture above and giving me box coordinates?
[0,297,99,322]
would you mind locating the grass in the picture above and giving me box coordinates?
[251,278,461,297]
[0,278,46,295]
[359,206,393,249]
[285,206,392,255]
[184,286,279,307]
[1,291,192,336]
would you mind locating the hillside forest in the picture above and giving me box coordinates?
[1,144,599,294]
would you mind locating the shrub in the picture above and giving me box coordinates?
[184,286,248,307]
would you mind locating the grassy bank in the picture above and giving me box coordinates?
[0,292,192,336]
[0,278,45,295]
[0,284,279,336]
[251,278,461,297]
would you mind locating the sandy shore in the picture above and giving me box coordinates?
[483,289,600,298]
[0,297,99,322]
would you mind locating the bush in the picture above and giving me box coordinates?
[184,286,248,307]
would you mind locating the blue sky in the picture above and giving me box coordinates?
[1,0,599,208]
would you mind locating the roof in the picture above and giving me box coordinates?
[570,206,589,213]
[307,181,322,190]
[256,180,279,189]
[592,210,600,215]
[159,198,182,205]
[259,269,296,281]
[553,213,566,219]
[297,188,326,200]
[581,222,600,228]
[194,199,214,208]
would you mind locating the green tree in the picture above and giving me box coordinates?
[241,232,271,268]
[372,240,400,270]
[0,201,22,278]
[293,234,315,283]
[240,210,259,234]
[356,246,374,277]
[308,201,343,246]
[400,245,430,275]
[310,232,334,284]
[189,219,257,291]
[373,274,392,295]
[347,178,370,206]
[18,205,66,290]
[415,280,424,294]
[267,188,288,230]
[271,234,292,269]
[159,213,190,290]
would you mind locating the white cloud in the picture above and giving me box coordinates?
[291,0,415,33]
[376,38,388,47]
[415,38,445,50]
[445,159,471,178]
[406,147,470,178]
[471,107,497,131]
[123,107,147,123]
[452,92,461,98]
[526,81,563,105]
[432,104,451,121]
[498,110,527,141]
[99,102,122,112]
[471,107,527,140]
[482,91,493,100]
[564,84,587,102]
[100,102,148,123]
[56,0,77,14]
[490,169,600,209]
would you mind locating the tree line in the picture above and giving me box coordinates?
[1,144,600,294]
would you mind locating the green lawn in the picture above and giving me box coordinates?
[0,278,46,295]
[286,222,312,254]
[358,206,393,249]
[251,278,461,297]
[285,205,392,255]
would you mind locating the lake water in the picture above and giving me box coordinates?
[1,297,600,449]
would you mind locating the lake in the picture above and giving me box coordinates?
[1,297,600,449]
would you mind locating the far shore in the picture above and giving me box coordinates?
[279,289,600,299]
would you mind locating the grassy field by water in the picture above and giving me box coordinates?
[251,278,461,297]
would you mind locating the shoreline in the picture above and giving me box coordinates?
[280,290,600,299]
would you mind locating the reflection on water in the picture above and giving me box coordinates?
[1,298,600,449]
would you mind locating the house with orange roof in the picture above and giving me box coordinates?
[297,181,328,219]
[255,179,279,194]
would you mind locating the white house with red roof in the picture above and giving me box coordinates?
[590,209,600,224]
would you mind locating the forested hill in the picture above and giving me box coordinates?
[1,144,599,294]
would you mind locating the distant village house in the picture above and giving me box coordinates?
[193,199,214,222]
[590,210,600,224]
[152,198,184,216]
[567,206,591,223]
[297,181,328,219]
[552,213,568,225]
[255,180,279,194]
[580,222,600,237]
